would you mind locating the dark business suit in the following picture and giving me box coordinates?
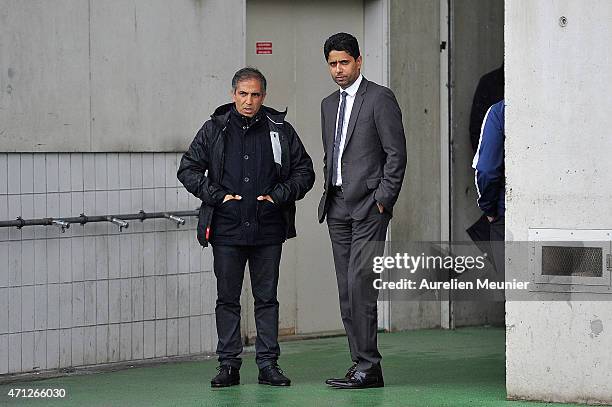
[319,77,406,371]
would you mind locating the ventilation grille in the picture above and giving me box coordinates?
[541,246,603,277]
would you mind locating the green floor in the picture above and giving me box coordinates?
[0,328,586,407]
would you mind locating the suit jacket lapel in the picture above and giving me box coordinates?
[342,78,368,150]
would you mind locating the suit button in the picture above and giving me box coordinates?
[244,221,250,227]
[244,154,249,160]
[244,177,249,183]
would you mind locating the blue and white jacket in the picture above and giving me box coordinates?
[472,100,505,218]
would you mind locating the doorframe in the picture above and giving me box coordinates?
[440,0,454,330]
[364,0,392,332]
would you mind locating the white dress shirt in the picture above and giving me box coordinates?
[334,74,363,186]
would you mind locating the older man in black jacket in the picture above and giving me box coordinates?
[178,67,314,388]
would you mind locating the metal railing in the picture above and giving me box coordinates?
[0,210,199,233]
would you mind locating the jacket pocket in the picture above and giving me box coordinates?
[366,177,381,190]
[257,200,284,236]
[258,199,281,219]
[211,200,242,237]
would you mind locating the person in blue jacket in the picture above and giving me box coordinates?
[472,100,505,269]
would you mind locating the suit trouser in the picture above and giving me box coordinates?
[326,190,390,371]
[212,244,282,369]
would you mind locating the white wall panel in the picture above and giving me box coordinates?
[0,335,7,374]
[83,326,96,365]
[21,285,35,332]
[1,153,215,376]
[71,327,84,367]
[179,317,190,356]
[143,321,155,359]
[34,285,47,331]
[167,318,178,357]
[95,325,108,364]
[21,331,34,371]
[132,321,144,361]
[119,323,131,361]
[8,333,21,373]
[0,155,7,195]
[0,289,7,333]
[34,330,46,370]
[108,324,120,362]
[47,329,59,369]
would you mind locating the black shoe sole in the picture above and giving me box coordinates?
[211,381,240,388]
[330,382,384,389]
[258,380,291,386]
[325,378,348,385]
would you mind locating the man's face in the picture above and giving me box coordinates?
[232,78,265,117]
[326,50,362,89]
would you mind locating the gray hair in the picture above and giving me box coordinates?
[231,67,267,93]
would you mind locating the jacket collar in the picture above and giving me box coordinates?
[339,74,363,97]
[212,103,287,127]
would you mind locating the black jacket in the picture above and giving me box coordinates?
[469,65,504,153]
[178,103,315,247]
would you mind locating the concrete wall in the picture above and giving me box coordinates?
[451,0,504,327]
[0,0,244,152]
[0,153,216,374]
[506,0,612,403]
[387,0,442,331]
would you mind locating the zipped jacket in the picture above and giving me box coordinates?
[178,103,315,247]
[472,100,505,218]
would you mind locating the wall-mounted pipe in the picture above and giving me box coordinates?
[0,210,198,231]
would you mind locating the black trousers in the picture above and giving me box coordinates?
[326,190,390,371]
[212,244,282,369]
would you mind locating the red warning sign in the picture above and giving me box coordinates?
[256,41,273,55]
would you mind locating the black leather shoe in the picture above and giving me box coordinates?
[211,365,240,388]
[329,366,384,389]
[325,363,358,385]
[258,364,291,386]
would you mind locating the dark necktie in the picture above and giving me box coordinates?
[332,91,348,186]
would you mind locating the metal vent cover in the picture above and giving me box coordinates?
[527,229,612,293]
[541,245,603,277]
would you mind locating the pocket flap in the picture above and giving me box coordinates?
[366,177,381,190]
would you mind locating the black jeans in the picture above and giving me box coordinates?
[212,244,282,369]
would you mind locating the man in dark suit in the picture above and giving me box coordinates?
[318,33,407,389]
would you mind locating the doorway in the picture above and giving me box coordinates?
[448,0,505,327]
[244,0,388,340]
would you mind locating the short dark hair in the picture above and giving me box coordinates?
[323,32,360,61]
[231,67,267,93]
